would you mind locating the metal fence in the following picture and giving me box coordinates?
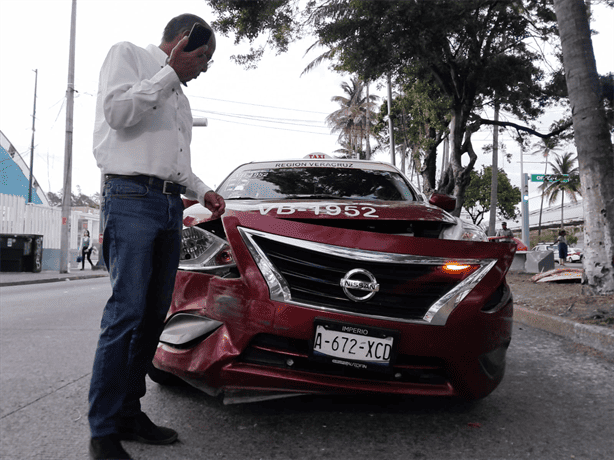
[0,193,100,249]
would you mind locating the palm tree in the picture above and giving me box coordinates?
[326,77,378,159]
[539,152,581,229]
[530,139,562,237]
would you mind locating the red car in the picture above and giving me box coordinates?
[489,236,528,252]
[152,157,516,402]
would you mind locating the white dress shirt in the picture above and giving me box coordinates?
[93,42,211,203]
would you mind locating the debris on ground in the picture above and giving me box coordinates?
[531,268,583,283]
[506,272,614,328]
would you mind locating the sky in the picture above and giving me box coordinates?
[1,0,613,202]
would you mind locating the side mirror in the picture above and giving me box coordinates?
[429,193,456,212]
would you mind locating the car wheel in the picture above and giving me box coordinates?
[148,366,186,386]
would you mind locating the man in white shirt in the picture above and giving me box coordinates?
[88,14,225,460]
[496,222,514,243]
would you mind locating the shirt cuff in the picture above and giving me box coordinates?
[184,184,213,207]
[158,64,182,88]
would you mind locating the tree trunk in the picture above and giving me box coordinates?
[448,104,478,216]
[554,0,614,295]
[448,108,466,216]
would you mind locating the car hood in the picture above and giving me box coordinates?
[183,199,457,227]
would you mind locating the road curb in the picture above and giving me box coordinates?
[0,273,108,287]
[514,306,614,359]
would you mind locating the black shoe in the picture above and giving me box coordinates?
[118,412,178,445]
[90,435,132,459]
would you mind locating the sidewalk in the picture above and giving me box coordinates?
[0,268,108,287]
[1,268,612,360]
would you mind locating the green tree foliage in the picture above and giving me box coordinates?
[372,71,451,194]
[529,138,563,236]
[463,166,521,226]
[326,76,379,159]
[209,0,302,68]
[46,187,100,209]
[539,152,581,228]
[309,1,559,216]
[204,1,611,218]
[600,72,614,132]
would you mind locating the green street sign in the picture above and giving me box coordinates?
[531,174,570,183]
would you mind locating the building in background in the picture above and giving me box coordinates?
[0,130,49,206]
[1,130,101,271]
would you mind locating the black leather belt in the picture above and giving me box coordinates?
[104,174,187,195]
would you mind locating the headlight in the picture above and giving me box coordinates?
[440,219,488,242]
[178,226,236,272]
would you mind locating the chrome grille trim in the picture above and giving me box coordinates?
[424,259,497,325]
[239,227,496,325]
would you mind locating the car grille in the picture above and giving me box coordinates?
[239,227,494,323]
[240,334,449,386]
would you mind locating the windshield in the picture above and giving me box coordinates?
[218,167,418,202]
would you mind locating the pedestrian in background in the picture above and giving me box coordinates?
[88,13,225,460]
[557,230,568,266]
[496,222,514,243]
[80,230,93,270]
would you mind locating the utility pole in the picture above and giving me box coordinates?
[519,151,530,249]
[522,173,530,248]
[60,0,77,273]
[387,74,395,166]
[28,69,38,204]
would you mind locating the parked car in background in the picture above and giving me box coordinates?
[566,247,583,263]
[531,243,577,264]
[151,155,516,403]
[531,243,558,253]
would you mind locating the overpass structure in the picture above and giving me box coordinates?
[505,200,584,232]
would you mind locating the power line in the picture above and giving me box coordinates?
[191,109,328,128]
[203,116,334,135]
[190,95,330,115]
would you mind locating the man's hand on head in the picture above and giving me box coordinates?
[168,37,209,84]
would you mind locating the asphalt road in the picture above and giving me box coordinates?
[1,278,613,460]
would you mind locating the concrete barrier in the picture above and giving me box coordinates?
[510,251,528,272]
[525,250,555,273]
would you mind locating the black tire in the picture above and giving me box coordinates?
[148,366,186,386]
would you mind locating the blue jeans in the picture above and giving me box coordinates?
[88,177,183,438]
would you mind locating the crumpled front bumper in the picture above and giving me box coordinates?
[153,212,515,403]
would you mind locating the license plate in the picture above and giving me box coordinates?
[312,319,398,371]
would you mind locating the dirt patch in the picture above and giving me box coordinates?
[506,272,614,328]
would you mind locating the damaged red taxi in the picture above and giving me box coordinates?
[151,155,516,403]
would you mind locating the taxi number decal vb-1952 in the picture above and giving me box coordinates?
[259,204,379,218]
